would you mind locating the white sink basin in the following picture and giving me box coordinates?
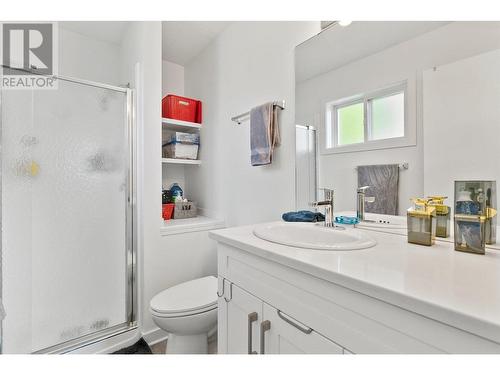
[253,222,376,251]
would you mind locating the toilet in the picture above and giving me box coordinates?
[150,275,218,354]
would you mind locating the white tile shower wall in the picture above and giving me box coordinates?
[296,22,500,215]
[184,21,320,226]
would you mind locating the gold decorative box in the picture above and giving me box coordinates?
[428,196,450,238]
[407,198,437,246]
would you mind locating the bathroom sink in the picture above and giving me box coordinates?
[253,222,376,251]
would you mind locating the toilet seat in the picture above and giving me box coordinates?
[150,276,218,318]
[151,304,217,318]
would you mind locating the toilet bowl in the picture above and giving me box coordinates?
[150,275,218,354]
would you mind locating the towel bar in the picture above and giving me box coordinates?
[231,100,285,124]
[355,162,409,170]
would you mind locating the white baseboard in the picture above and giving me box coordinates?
[141,326,217,347]
[142,327,169,346]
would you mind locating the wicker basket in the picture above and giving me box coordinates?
[173,201,197,219]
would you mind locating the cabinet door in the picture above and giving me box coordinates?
[262,303,343,354]
[219,282,263,354]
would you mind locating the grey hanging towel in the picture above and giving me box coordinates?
[357,164,399,215]
[250,102,281,166]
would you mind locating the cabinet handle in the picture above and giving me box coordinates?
[277,310,313,334]
[260,320,271,354]
[247,312,258,354]
[217,278,225,298]
[224,281,232,302]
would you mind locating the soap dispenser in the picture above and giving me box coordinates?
[407,198,437,246]
[428,196,450,238]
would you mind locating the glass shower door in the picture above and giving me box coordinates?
[1,76,135,353]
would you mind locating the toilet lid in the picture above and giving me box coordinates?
[150,276,218,315]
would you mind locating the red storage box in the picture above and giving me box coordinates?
[162,94,202,124]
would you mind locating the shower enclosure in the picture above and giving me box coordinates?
[0,70,136,353]
[295,124,318,210]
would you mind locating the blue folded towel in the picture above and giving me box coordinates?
[282,211,325,222]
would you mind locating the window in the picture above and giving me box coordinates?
[326,82,407,152]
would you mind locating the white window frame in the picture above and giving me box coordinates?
[324,81,413,154]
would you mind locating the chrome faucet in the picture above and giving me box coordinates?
[310,188,335,227]
[357,186,375,221]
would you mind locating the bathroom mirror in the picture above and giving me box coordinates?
[295,21,500,222]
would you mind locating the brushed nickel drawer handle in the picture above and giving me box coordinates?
[277,310,313,334]
[260,320,271,354]
[247,312,258,354]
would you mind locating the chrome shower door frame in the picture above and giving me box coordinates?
[0,71,138,354]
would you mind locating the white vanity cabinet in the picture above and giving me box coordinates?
[218,281,344,354]
[213,236,500,354]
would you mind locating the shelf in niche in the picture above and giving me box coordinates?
[162,118,202,133]
[162,158,201,165]
[161,216,225,236]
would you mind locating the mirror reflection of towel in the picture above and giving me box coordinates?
[357,164,399,215]
[250,103,280,166]
[0,298,5,321]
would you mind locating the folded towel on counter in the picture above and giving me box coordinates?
[357,163,399,215]
[282,211,325,222]
[250,102,281,166]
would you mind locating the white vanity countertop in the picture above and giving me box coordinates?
[209,222,500,343]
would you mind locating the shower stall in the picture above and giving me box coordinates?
[0,69,137,353]
[295,124,318,210]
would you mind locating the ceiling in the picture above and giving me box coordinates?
[296,21,450,83]
[59,21,130,45]
[162,21,230,66]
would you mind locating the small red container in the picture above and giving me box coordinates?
[162,94,202,124]
[162,203,175,220]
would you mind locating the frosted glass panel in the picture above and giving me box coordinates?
[337,102,364,145]
[2,79,129,353]
[370,92,405,140]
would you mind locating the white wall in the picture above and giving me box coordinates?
[119,21,165,342]
[423,49,500,205]
[184,21,320,226]
[59,27,122,85]
[161,60,186,190]
[162,60,184,97]
[296,22,500,215]
[119,25,223,340]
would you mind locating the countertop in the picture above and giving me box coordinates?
[209,222,500,343]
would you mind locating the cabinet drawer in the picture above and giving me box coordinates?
[263,303,343,354]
